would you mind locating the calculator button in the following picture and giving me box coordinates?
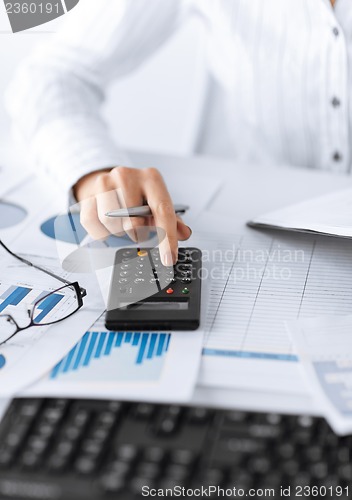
[122,258,132,263]
[119,278,130,284]
[134,278,146,284]
[121,264,131,270]
[120,271,132,277]
[181,278,192,284]
[179,264,192,271]
[182,288,190,294]
[123,250,133,257]
[181,271,192,277]
[166,288,174,294]
[137,250,148,257]
[135,271,144,277]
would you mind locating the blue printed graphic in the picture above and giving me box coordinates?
[50,331,171,382]
[0,286,31,314]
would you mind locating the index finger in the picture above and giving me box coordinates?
[143,168,178,266]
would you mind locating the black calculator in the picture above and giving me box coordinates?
[105,247,202,331]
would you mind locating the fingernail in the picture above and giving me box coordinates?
[162,252,173,267]
[187,226,192,238]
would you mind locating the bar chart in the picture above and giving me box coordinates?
[0,284,64,323]
[0,286,31,313]
[34,293,64,323]
[50,326,171,382]
[0,355,6,369]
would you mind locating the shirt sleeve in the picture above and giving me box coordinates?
[5,0,187,194]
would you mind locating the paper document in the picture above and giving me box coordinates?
[0,252,103,397]
[24,315,204,403]
[287,315,352,435]
[187,223,352,394]
[248,187,352,238]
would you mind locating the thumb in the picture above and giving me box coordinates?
[177,219,192,241]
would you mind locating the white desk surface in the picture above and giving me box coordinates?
[1,147,351,415]
[129,151,351,415]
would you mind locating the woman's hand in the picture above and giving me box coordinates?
[74,166,192,265]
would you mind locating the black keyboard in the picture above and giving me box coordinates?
[0,398,351,499]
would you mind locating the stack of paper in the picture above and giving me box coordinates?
[287,315,352,435]
[249,187,352,238]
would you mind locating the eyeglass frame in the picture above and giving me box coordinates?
[0,240,87,346]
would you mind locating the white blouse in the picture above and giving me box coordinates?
[6,0,352,193]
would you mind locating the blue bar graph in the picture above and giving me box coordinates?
[115,332,123,347]
[147,333,158,359]
[136,333,150,365]
[34,293,64,323]
[0,286,31,313]
[50,331,171,379]
[0,286,17,301]
[104,332,115,356]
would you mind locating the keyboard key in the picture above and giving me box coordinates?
[101,473,126,493]
[75,457,98,475]
[97,412,116,427]
[338,463,352,481]
[19,400,42,419]
[20,451,41,468]
[81,439,104,457]
[137,462,160,480]
[170,449,195,467]
[116,444,138,462]
[188,407,211,424]
[27,436,48,454]
[0,448,13,467]
[305,445,324,463]
[129,477,156,495]
[165,464,189,481]
[107,460,130,476]
[47,455,67,472]
[277,442,296,459]
[153,406,182,436]
[143,447,166,465]
[309,461,328,480]
[223,411,248,425]
[248,456,271,475]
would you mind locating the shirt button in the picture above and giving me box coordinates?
[332,151,342,162]
[332,27,339,36]
[331,97,341,107]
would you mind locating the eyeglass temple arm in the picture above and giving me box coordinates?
[0,240,86,298]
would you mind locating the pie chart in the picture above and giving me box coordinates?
[40,212,154,247]
[0,201,27,229]
[0,355,6,369]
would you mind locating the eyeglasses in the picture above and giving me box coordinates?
[0,240,87,346]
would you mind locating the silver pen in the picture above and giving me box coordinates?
[105,204,189,218]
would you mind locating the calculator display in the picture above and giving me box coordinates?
[120,301,189,311]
